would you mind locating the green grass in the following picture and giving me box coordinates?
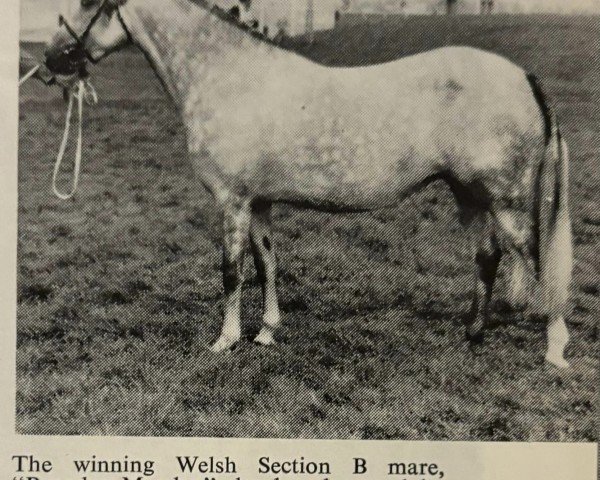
[16,14,598,440]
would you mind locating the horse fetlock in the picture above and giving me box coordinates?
[466,324,485,345]
[503,279,530,312]
[254,327,276,346]
[465,306,486,342]
[507,291,529,311]
[211,312,242,353]
[545,352,570,369]
[545,314,570,368]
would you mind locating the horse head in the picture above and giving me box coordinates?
[44,0,133,80]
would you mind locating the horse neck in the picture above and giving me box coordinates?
[123,0,278,117]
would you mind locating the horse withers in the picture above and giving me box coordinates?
[44,0,573,368]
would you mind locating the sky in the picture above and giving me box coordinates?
[21,0,600,41]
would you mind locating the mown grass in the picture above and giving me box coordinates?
[17,14,598,440]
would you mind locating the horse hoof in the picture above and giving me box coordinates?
[254,329,276,346]
[496,298,526,313]
[209,335,238,353]
[545,355,570,369]
[510,301,528,313]
[466,329,485,345]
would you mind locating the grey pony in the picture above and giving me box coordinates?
[44,0,573,367]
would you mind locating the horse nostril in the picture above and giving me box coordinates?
[45,54,61,74]
[45,45,86,76]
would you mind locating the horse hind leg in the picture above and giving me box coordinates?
[506,251,529,311]
[444,177,502,343]
[249,202,281,346]
[466,214,503,344]
[493,209,532,312]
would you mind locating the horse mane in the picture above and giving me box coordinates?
[188,0,284,47]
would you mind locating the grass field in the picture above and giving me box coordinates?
[17,14,598,440]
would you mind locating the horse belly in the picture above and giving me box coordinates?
[241,113,436,210]
[247,152,430,210]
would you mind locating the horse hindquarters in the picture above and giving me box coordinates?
[455,111,572,367]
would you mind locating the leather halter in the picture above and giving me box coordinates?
[58,0,133,65]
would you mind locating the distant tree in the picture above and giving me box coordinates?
[480,0,495,14]
[447,0,458,15]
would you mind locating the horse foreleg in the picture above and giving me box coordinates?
[250,202,280,346]
[467,218,502,344]
[210,198,251,353]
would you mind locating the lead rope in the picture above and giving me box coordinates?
[19,65,40,86]
[19,64,98,200]
[52,79,97,200]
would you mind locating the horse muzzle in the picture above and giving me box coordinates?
[45,44,88,77]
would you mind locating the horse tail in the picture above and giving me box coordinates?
[535,117,572,320]
[528,73,572,366]
[529,77,572,366]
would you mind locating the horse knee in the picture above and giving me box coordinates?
[221,200,251,299]
[250,206,277,280]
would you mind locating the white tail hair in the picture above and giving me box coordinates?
[539,119,572,314]
[537,116,572,368]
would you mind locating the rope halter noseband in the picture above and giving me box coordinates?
[58,0,133,67]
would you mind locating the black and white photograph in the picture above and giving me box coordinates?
[16,0,598,441]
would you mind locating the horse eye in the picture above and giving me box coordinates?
[81,0,96,7]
